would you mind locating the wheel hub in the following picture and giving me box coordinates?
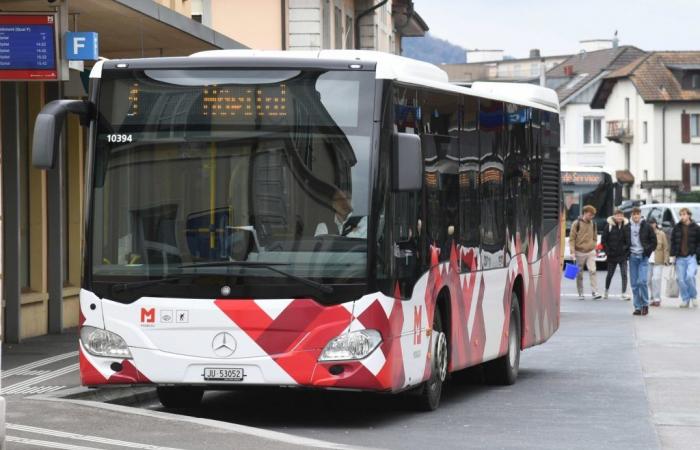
[435,331,448,382]
[508,319,518,368]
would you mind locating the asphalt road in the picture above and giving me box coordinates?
[9,268,697,449]
[140,270,660,450]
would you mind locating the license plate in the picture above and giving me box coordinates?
[203,367,245,381]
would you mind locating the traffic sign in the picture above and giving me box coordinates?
[65,31,98,61]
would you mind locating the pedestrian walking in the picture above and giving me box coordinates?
[669,207,700,308]
[647,217,669,306]
[569,205,602,300]
[628,207,657,316]
[601,209,630,300]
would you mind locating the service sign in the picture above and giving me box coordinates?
[0,14,58,80]
[561,171,604,185]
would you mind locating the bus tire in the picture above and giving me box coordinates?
[483,292,520,385]
[156,386,204,409]
[413,305,448,411]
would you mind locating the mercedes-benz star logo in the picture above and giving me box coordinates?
[211,332,237,358]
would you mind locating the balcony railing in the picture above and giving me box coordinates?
[606,120,634,143]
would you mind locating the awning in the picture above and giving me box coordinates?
[616,170,635,184]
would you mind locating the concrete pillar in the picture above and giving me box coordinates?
[1,83,22,343]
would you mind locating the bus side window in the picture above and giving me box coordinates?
[418,88,460,263]
[479,99,506,269]
[459,96,480,272]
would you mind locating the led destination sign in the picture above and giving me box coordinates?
[0,14,58,80]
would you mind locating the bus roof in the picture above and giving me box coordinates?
[90,50,560,114]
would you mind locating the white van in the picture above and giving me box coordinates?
[639,203,700,236]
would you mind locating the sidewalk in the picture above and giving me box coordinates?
[634,297,700,450]
[1,331,353,449]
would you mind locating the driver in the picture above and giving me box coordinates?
[314,190,367,238]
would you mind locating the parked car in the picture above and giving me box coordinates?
[639,202,700,238]
[619,199,646,218]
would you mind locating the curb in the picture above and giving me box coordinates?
[31,385,158,406]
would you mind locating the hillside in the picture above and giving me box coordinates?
[401,33,466,65]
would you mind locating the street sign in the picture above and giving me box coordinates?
[0,14,58,80]
[65,32,99,61]
[640,180,683,190]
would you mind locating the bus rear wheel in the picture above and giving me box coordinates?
[156,386,204,409]
[483,292,521,385]
[413,305,448,411]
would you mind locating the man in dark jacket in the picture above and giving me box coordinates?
[629,207,657,316]
[602,209,630,300]
[670,207,700,308]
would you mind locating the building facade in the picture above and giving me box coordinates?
[443,49,568,85]
[187,0,427,53]
[0,0,243,343]
[547,44,646,171]
[591,52,700,202]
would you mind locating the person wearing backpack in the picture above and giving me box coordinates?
[669,207,700,308]
[569,205,601,299]
[601,209,630,300]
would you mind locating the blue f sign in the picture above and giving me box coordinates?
[65,32,99,61]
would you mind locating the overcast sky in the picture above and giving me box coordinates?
[412,0,699,58]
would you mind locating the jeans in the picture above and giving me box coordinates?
[648,263,663,301]
[606,260,628,293]
[675,256,698,303]
[575,250,598,294]
[629,254,650,310]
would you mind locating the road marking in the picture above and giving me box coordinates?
[2,351,78,378]
[6,435,102,450]
[7,423,185,450]
[3,363,78,395]
[32,393,374,450]
[8,385,66,395]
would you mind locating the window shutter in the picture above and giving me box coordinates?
[682,112,690,143]
[682,161,691,192]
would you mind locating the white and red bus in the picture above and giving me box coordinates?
[33,50,561,411]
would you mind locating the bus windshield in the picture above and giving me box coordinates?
[562,170,614,233]
[90,68,375,301]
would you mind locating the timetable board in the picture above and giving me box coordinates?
[0,14,58,80]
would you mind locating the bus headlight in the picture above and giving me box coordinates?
[318,329,382,361]
[80,326,132,359]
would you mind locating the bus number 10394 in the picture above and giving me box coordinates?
[106,134,133,143]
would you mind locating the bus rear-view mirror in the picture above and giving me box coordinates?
[392,132,423,192]
[32,100,91,169]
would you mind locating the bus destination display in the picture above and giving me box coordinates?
[126,82,288,122]
[0,14,57,80]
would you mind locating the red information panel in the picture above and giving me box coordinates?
[0,14,58,80]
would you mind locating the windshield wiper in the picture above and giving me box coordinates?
[112,276,192,293]
[179,261,334,295]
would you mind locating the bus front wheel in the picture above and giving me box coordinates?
[413,305,448,411]
[483,292,521,385]
[156,386,204,409]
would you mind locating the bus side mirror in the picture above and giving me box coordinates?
[392,132,423,192]
[33,100,91,169]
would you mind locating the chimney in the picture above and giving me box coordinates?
[564,65,574,76]
[529,49,541,59]
[539,58,546,86]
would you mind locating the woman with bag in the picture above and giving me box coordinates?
[647,218,670,306]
